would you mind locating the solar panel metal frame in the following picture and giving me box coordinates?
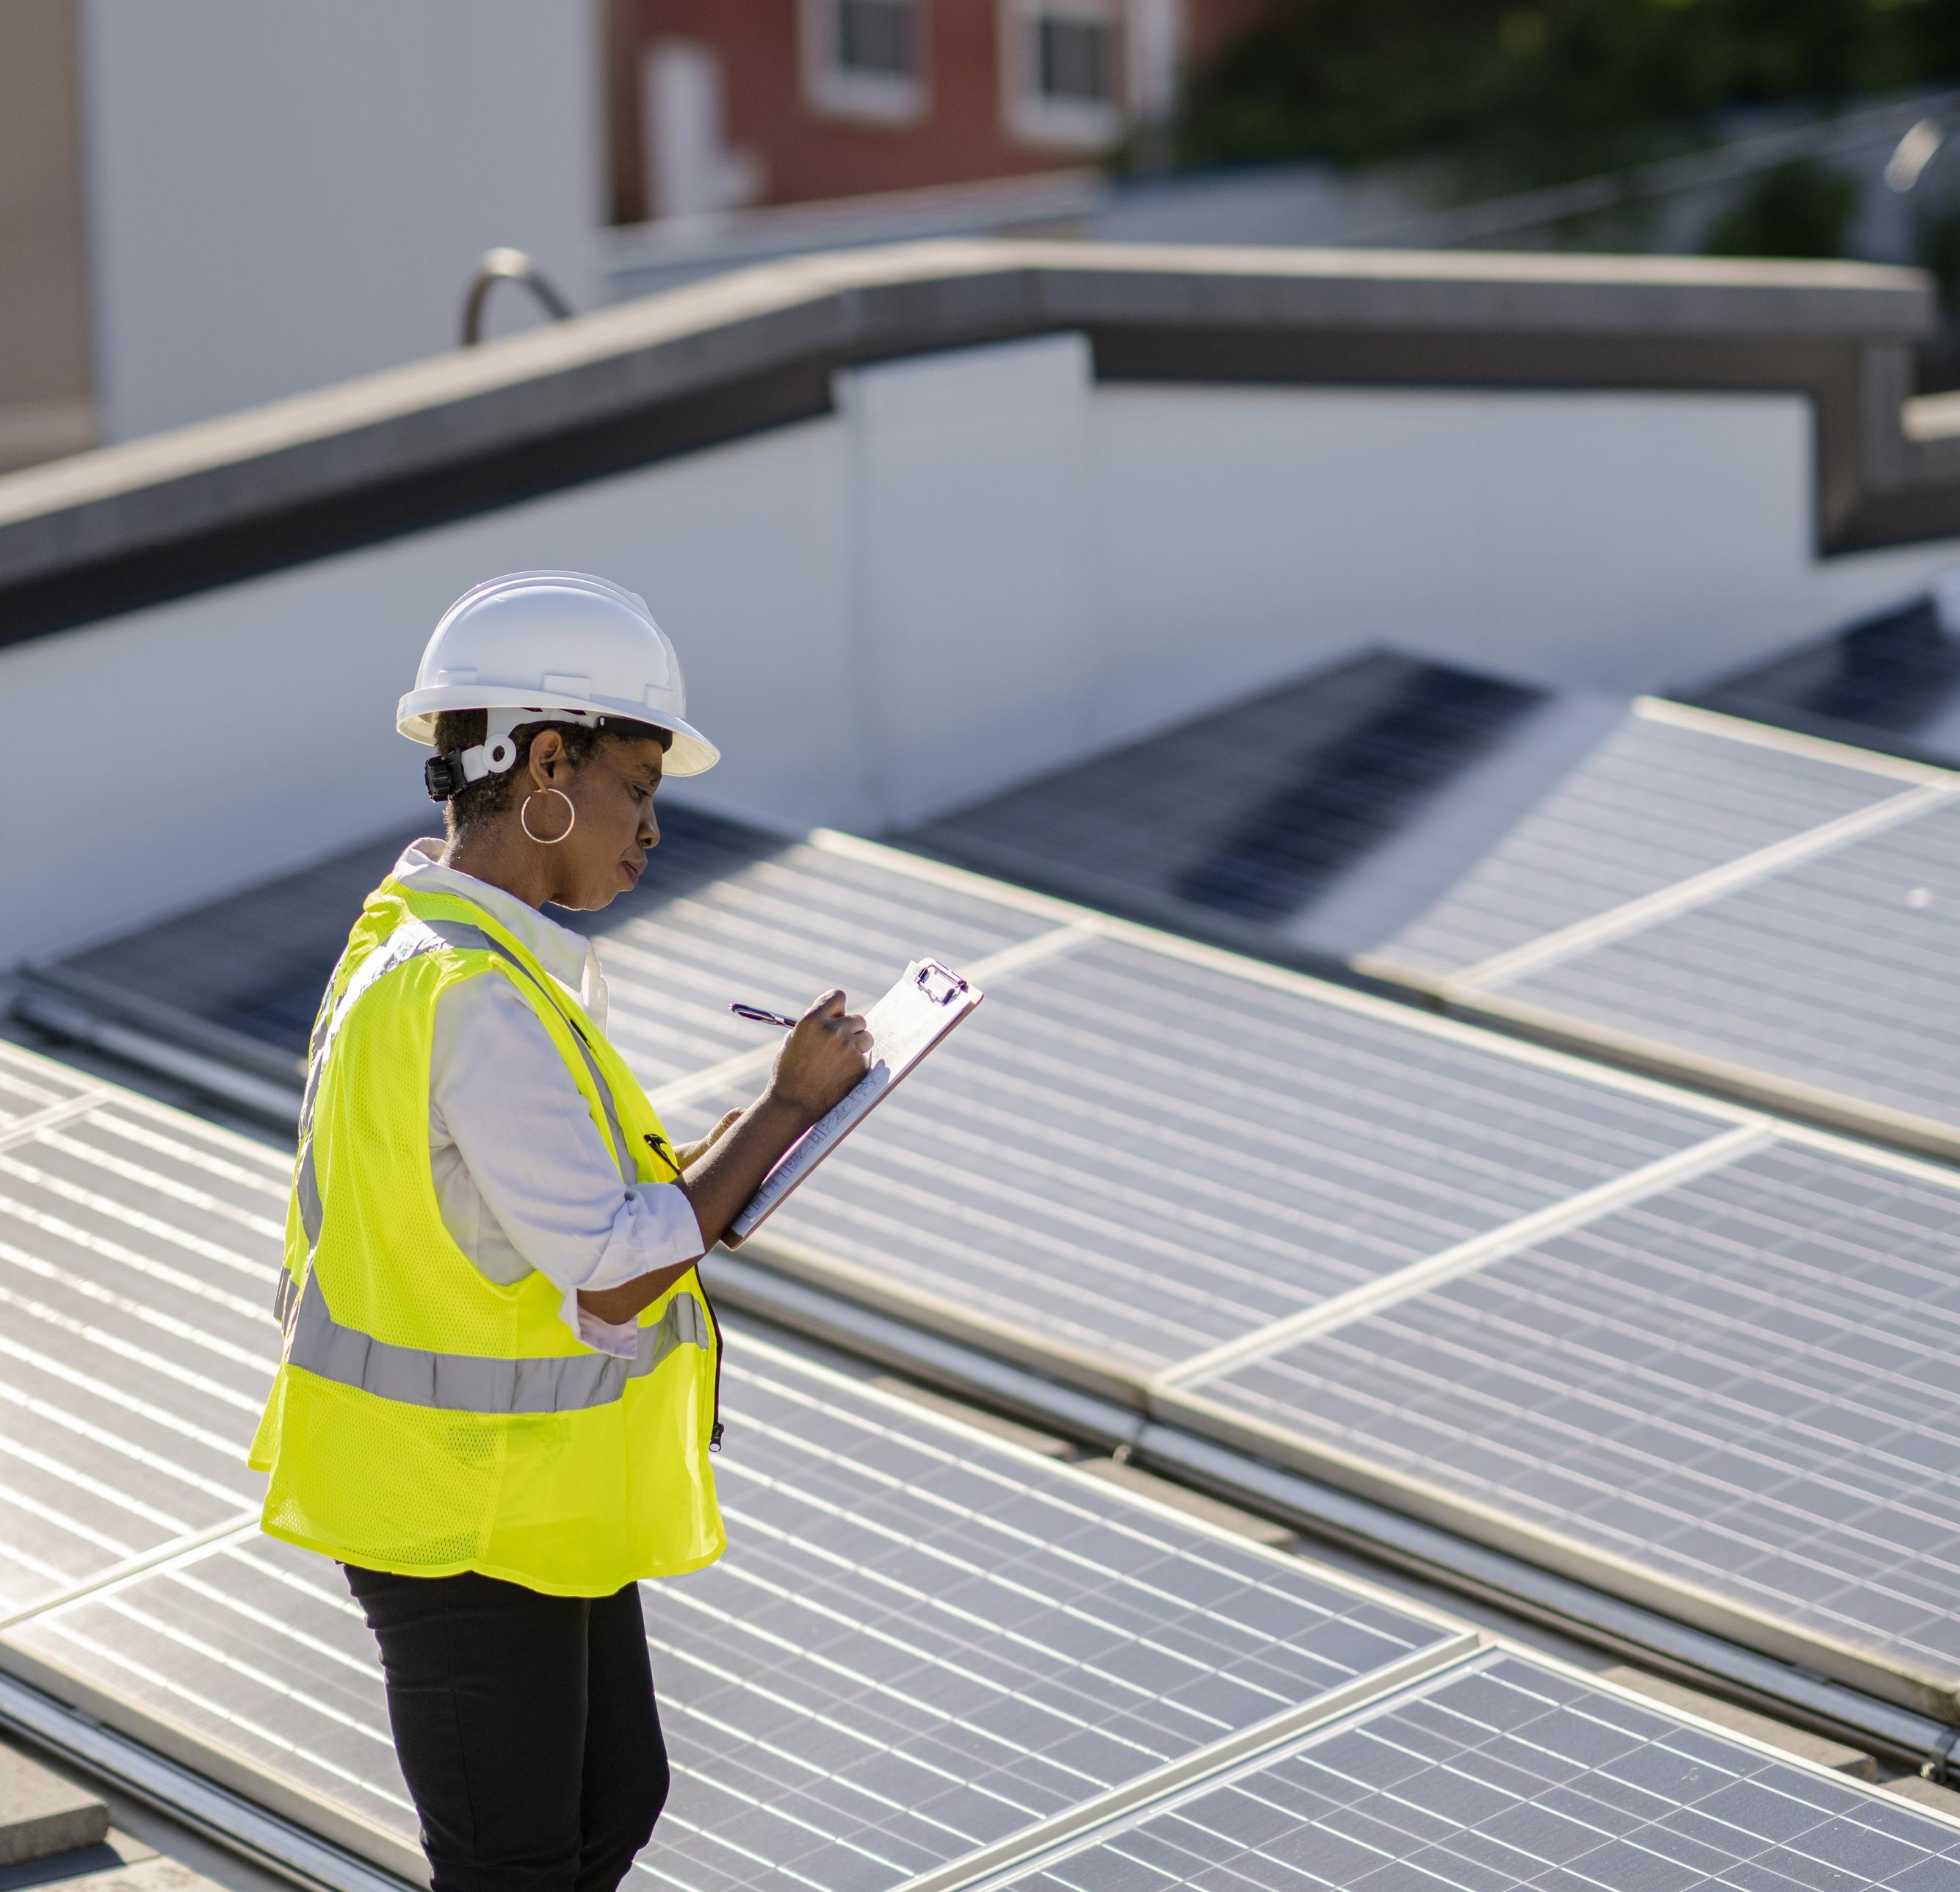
[0,1329,1479,1892]
[1154,1114,1960,1724]
[962,1644,1960,1892]
[709,831,1755,1409]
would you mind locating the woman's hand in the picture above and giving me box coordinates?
[674,1110,742,1172]
[584,993,875,1312]
[767,989,872,1126]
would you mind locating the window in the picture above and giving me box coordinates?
[1035,14,1113,105]
[1002,1,1121,148]
[803,0,926,123]
[838,0,913,78]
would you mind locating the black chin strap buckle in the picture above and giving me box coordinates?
[424,751,467,803]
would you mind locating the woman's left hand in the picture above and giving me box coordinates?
[674,1109,743,1172]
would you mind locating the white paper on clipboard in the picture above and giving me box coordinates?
[723,959,983,1246]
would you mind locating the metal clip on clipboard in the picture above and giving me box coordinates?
[724,957,983,1246]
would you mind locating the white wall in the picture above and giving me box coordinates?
[839,336,1096,827]
[76,0,601,441]
[0,419,852,967]
[7,331,1960,967]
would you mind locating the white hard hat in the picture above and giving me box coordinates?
[398,571,720,798]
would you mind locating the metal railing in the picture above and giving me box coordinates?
[460,247,574,346]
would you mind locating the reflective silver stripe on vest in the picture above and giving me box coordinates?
[290,920,455,1271]
[279,913,641,1318]
[284,1265,707,1413]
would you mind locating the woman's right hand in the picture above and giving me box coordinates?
[767,989,872,1125]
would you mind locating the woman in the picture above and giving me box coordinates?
[249,571,870,1892]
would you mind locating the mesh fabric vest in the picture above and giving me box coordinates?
[248,878,726,1595]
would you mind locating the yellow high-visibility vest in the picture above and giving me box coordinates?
[248,878,726,1595]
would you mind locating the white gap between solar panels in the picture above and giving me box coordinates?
[949,1642,1960,1892]
[720,1344,1483,1892]
[1445,978,1960,1166]
[1444,776,1958,995]
[650,919,1104,1112]
[0,1512,260,1636]
[1153,1120,1774,1388]
[881,1640,1473,1892]
[806,828,1787,1126]
[1636,696,1955,787]
[0,1087,117,1155]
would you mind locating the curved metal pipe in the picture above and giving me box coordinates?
[460,248,574,346]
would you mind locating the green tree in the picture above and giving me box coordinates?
[1701,159,1863,256]
[1178,0,1960,192]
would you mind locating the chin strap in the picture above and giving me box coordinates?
[424,707,605,803]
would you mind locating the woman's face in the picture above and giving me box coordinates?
[528,728,667,910]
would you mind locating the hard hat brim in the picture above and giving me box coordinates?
[397,686,720,776]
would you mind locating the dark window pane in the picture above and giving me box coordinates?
[838,0,912,76]
[1036,16,1112,102]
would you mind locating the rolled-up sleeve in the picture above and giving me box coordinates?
[428,973,704,1357]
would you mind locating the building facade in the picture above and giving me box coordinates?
[605,0,1273,222]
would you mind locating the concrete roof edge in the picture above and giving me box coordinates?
[0,237,1939,598]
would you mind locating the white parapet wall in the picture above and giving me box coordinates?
[76,0,600,443]
[5,323,1960,970]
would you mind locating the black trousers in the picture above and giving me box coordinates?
[343,1564,667,1892]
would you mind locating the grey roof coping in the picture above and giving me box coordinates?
[0,237,1943,642]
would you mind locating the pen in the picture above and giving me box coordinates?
[729,1002,799,1029]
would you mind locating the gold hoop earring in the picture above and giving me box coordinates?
[520,787,576,845]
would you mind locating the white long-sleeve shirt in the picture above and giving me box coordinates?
[392,841,706,1360]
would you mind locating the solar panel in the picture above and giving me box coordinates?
[1,1337,1470,1892]
[662,926,1733,1382]
[912,651,1914,980]
[979,1650,1960,1892]
[0,1047,281,1617]
[44,809,1060,1089]
[1478,793,1960,1149]
[1168,1134,1960,1719]
[574,826,1062,1105]
[1689,592,1960,772]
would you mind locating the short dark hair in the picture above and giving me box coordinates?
[431,710,670,834]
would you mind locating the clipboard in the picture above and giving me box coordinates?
[723,958,983,1246]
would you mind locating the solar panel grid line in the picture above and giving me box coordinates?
[1148,1368,1960,1713]
[958,1645,1960,1892]
[709,1379,1456,1711]
[1444,778,1956,994]
[0,1603,424,1886]
[1163,1136,1960,1718]
[0,1228,274,1376]
[1444,980,1960,1163]
[729,1225,1165,1408]
[877,1647,1478,1892]
[0,1326,1474,1892]
[0,1671,413,1892]
[1475,794,1960,1147]
[0,1335,260,1510]
[701,917,1733,1388]
[1156,1121,1774,1390]
[0,1182,272,1321]
[1002,949,1732,1213]
[809,827,1775,1133]
[0,1146,278,1290]
[652,917,1097,1113]
[0,1085,116,1154]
